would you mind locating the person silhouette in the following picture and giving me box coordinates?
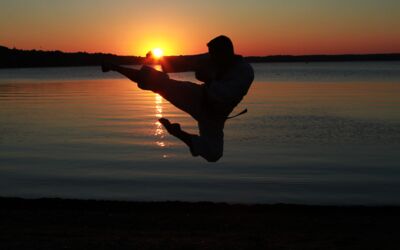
[102,35,254,162]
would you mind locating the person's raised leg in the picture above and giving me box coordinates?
[151,78,204,122]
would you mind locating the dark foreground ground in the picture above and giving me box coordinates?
[0,197,399,250]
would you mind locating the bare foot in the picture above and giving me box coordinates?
[158,118,181,136]
[159,118,198,157]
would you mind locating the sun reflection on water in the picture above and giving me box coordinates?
[154,94,166,151]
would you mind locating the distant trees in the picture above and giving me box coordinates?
[1,45,399,68]
[0,46,144,68]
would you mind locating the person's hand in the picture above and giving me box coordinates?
[144,51,154,65]
[101,61,116,72]
[146,50,153,59]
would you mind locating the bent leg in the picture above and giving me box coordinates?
[159,117,224,162]
[191,134,224,162]
[190,118,225,162]
[159,118,198,156]
[192,118,225,162]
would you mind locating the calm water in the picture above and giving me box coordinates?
[1,62,400,205]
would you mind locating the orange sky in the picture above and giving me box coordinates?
[1,0,399,56]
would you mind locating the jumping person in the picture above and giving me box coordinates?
[102,35,254,162]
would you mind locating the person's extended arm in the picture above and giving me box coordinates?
[160,53,209,73]
[102,62,141,82]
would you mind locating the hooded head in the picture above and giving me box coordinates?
[207,35,235,67]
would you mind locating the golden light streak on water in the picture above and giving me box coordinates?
[154,94,166,153]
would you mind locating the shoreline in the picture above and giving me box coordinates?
[1,45,400,69]
[1,197,399,249]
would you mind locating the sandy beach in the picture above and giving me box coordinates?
[1,197,399,249]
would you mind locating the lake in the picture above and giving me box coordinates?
[1,62,400,205]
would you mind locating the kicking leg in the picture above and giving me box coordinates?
[103,63,204,121]
[155,79,204,121]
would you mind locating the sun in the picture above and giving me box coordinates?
[152,48,164,59]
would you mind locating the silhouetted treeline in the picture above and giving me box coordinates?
[246,54,400,63]
[1,45,399,68]
[0,45,145,68]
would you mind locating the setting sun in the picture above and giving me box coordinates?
[152,48,164,59]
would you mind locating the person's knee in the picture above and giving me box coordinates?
[204,150,223,162]
[191,135,224,162]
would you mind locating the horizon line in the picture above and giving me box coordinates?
[1,45,400,58]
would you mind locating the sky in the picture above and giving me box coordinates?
[1,0,399,56]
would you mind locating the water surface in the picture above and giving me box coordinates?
[1,62,400,205]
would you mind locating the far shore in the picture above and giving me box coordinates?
[1,45,400,69]
[1,196,399,249]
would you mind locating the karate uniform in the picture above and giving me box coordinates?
[138,56,254,162]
